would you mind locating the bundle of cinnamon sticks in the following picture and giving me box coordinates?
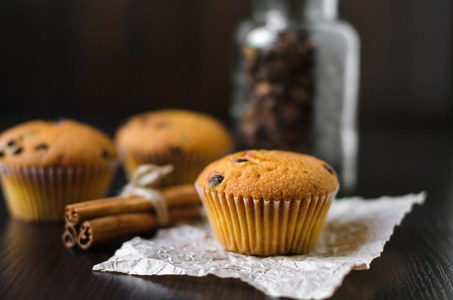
[62,184,201,250]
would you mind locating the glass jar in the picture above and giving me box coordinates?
[230,0,360,194]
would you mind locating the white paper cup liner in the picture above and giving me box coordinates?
[0,162,117,222]
[195,183,336,256]
[121,149,227,187]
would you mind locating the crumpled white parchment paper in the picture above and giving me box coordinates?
[93,192,426,299]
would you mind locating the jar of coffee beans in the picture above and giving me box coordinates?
[231,0,360,194]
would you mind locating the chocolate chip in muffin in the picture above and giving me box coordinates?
[169,145,182,155]
[35,143,49,151]
[323,164,334,175]
[102,149,110,159]
[6,140,15,147]
[208,174,224,189]
[0,150,4,158]
[233,158,249,163]
[12,147,23,155]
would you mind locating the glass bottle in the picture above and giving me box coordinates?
[230,0,360,194]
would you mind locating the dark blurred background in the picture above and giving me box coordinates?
[0,0,451,133]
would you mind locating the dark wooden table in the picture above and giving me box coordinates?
[1,119,452,300]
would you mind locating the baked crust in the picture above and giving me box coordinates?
[0,119,117,167]
[196,150,338,200]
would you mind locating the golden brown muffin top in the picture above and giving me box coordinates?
[0,119,117,167]
[196,150,338,200]
[115,109,233,154]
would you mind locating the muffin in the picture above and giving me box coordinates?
[0,119,118,222]
[195,150,338,256]
[115,109,233,187]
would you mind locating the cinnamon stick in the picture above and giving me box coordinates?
[65,184,199,225]
[77,213,157,249]
[77,205,201,249]
[62,223,78,248]
[62,184,201,249]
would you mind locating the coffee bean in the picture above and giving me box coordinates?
[208,174,224,189]
[255,81,272,97]
[290,87,308,103]
[270,59,289,80]
[233,158,249,163]
[239,28,315,153]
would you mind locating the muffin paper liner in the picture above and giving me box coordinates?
[121,149,227,187]
[195,183,336,256]
[0,162,117,222]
